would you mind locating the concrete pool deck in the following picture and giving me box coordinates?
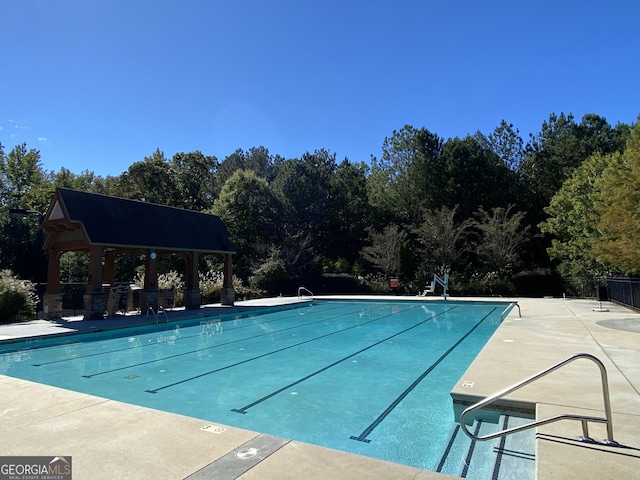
[0,296,639,479]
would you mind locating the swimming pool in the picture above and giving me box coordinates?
[0,299,523,475]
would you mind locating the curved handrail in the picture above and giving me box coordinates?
[298,286,314,299]
[500,302,521,321]
[460,353,618,445]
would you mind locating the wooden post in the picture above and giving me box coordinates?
[221,253,235,305]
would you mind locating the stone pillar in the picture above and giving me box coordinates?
[43,293,63,320]
[221,253,235,306]
[183,288,202,310]
[139,289,159,315]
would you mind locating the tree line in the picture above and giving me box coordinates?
[1,112,637,298]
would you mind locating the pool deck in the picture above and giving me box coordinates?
[1,296,639,479]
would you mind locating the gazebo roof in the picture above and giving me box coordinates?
[42,188,235,254]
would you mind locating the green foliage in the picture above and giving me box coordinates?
[2,110,634,297]
[250,249,289,295]
[540,151,621,277]
[455,272,516,297]
[488,120,524,171]
[361,224,407,277]
[0,270,38,322]
[440,135,516,221]
[593,119,640,273]
[211,169,280,278]
[369,125,444,224]
[414,205,471,276]
[313,256,352,274]
[473,205,529,278]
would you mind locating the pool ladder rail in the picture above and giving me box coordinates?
[460,353,620,446]
[147,306,169,324]
[298,286,314,299]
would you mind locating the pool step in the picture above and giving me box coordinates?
[435,414,535,479]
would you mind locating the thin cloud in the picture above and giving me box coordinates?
[37,137,48,142]
[14,125,27,130]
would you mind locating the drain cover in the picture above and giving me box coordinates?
[235,447,258,459]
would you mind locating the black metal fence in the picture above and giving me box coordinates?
[606,276,640,311]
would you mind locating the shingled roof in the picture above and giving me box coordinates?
[43,188,235,254]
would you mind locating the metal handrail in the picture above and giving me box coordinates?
[500,302,521,321]
[147,306,169,324]
[298,286,314,299]
[460,353,619,445]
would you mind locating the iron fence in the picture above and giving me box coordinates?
[606,276,640,311]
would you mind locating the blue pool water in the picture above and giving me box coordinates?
[0,300,515,473]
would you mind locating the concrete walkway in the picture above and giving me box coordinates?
[1,296,639,479]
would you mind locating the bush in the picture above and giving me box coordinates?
[250,253,289,295]
[511,268,565,297]
[0,270,38,322]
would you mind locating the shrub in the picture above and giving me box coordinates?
[0,270,38,322]
[250,252,289,295]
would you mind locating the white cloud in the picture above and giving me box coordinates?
[37,137,48,143]
[14,125,27,130]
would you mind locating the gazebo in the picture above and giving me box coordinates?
[41,188,236,319]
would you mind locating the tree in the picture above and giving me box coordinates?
[211,169,280,278]
[414,205,471,276]
[593,119,640,273]
[488,120,524,171]
[316,159,370,264]
[0,143,50,281]
[473,205,529,277]
[116,149,178,205]
[361,224,407,277]
[216,146,275,195]
[540,151,622,278]
[439,134,516,221]
[270,150,336,274]
[368,125,444,225]
[520,113,630,222]
[171,151,217,211]
[0,143,50,211]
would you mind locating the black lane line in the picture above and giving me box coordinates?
[145,303,427,394]
[32,303,349,367]
[350,307,497,443]
[230,306,458,414]
[461,420,483,478]
[82,303,386,378]
[436,424,461,473]
[491,415,509,480]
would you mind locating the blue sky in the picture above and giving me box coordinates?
[1,0,638,177]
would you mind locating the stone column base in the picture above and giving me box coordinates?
[139,289,159,315]
[221,287,235,306]
[183,288,201,310]
[43,293,63,320]
[84,292,106,320]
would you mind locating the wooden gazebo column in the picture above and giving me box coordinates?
[184,251,201,310]
[84,245,105,319]
[221,253,235,306]
[140,250,159,314]
[43,249,63,320]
